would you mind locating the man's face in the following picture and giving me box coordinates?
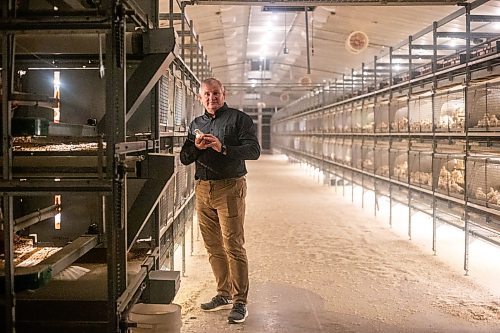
[200,82,225,115]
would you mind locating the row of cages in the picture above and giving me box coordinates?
[274,82,500,134]
[276,0,500,119]
[159,155,196,231]
[274,137,500,213]
[289,154,500,238]
[159,69,203,134]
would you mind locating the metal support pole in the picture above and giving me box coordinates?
[182,215,186,276]
[105,1,127,330]
[407,36,413,241]
[463,4,471,275]
[257,102,263,146]
[191,208,194,255]
[2,19,15,332]
[304,7,311,75]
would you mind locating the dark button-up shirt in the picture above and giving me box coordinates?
[180,103,261,180]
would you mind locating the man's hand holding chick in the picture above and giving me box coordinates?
[195,133,222,153]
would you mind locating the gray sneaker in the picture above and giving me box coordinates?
[227,302,248,324]
[200,295,233,311]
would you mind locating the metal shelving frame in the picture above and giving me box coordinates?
[0,1,210,332]
[272,0,500,275]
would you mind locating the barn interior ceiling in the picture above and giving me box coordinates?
[157,0,500,109]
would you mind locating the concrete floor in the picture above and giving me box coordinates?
[173,154,500,333]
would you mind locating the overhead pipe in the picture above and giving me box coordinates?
[304,6,311,75]
[12,204,61,232]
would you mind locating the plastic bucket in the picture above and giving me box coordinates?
[130,303,182,333]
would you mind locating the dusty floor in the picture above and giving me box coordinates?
[173,154,500,333]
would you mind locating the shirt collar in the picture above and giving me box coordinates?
[204,103,228,119]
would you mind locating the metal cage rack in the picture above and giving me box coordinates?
[0,0,214,332]
[271,0,500,275]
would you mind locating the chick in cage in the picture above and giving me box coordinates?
[393,160,408,180]
[436,99,465,130]
[410,171,433,186]
[438,163,465,194]
[376,165,390,177]
[378,121,389,132]
[475,114,500,128]
[362,159,374,170]
[475,187,500,205]
[390,117,408,132]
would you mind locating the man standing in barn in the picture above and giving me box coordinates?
[180,77,260,324]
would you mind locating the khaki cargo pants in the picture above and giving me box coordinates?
[195,176,248,304]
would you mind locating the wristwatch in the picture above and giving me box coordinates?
[221,145,227,155]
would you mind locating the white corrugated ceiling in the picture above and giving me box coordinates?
[159,0,500,108]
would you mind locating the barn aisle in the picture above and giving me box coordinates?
[173,154,500,333]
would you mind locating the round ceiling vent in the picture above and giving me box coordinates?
[299,75,312,87]
[345,31,369,54]
[280,93,290,103]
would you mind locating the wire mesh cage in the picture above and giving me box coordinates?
[467,155,487,206]
[352,169,363,187]
[174,156,189,211]
[433,145,465,199]
[391,184,409,205]
[362,140,375,172]
[409,190,433,215]
[343,109,352,133]
[298,117,306,132]
[172,214,186,244]
[173,80,186,130]
[327,137,336,161]
[408,141,433,189]
[390,96,408,133]
[363,173,376,191]
[334,107,343,133]
[322,137,330,160]
[375,101,390,133]
[159,73,171,131]
[409,94,433,133]
[313,136,322,156]
[304,136,313,155]
[186,163,195,198]
[328,107,336,133]
[334,139,344,163]
[468,207,500,236]
[374,140,390,177]
[184,89,194,128]
[390,141,408,182]
[467,154,500,209]
[352,139,363,169]
[434,197,465,229]
[467,82,500,132]
[160,178,175,229]
[323,108,333,133]
[310,113,319,133]
[343,139,352,166]
[466,210,500,244]
[293,136,300,151]
[308,113,315,133]
[362,103,375,133]
[352,102,363,133]
[375,178,391,197]
[313,113,322,133]
[304,114,312,133]
[433,87,464,132]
